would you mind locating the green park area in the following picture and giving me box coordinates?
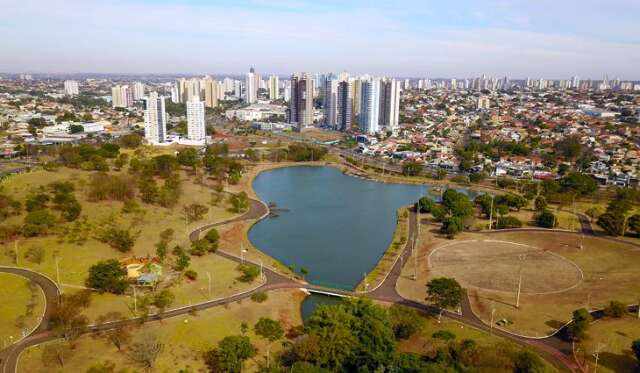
[0,273,45,347]
[577,316,640,373]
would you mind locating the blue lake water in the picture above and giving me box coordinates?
[248,166,479,290]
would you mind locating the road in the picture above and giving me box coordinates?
[0,196,586,373]
[0,267,60,373]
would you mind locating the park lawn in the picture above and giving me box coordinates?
[0,273,45,346]
[398,316,558,372]
[467,231,640,337]
[578,316,640,373]
[18,289,305,373]
[0,167,256,321]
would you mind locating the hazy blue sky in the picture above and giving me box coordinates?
[2,0,639,78]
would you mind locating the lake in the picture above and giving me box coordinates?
[249,165,479,290]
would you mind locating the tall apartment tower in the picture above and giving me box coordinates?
[203,79,219,108]
[143,92,167,144]
[268,75,279,100]
[186,96,206,142]
[245,68,258,104]
[111,85,132,108]
[288,73,314,131]
[63,80,79,96]
[379,79,401,132]
[133,82,145,100]
[323,78,338,129]
[337,80,353,132]
[359,79,381,135]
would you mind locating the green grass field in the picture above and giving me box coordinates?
[0,273,45,346]
[0,167,259,323]
[578,316,640,373]
[18,289,305,373]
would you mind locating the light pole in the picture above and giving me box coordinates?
[593,343,605,373]
[490,301,496,334]
[132,285,137,314]
[206,271,212,298]
[55,256,61,286]
[14,240,18,266]
[516,254,526,309]
[488,194,494,230]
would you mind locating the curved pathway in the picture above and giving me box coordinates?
[0,267,60,373]
[2,195,603,373]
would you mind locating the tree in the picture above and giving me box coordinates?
[229,192,250,213]
[441,216,464,238]
[442,189,474,218]
[402,161,423,176]
[152,289,175,311]
[175,252,191,271]
[566,308,592,341]
[415,197,435,213]
[389,305,423,340]
[50,293,90,344]
[98,226,136,252]
[128,332,164,369]
[631,339,640,364]
[86,259,128,294]
[254,317,284,368]
[237,264,259,282]
[514,351,544,373]
[69,124,84,134]
[426,277,463,310]
[496,216,522,229]
[604,300,627,318]
[183,203,209,223]
[597,212,625,236]
[41,341,73,368]
[177,148,199,169]
[95,312,131,351]
[120,134,142,148]
[535,209,557,228]
[205,335,256,373]
[24,246,45,264]
[23,209,56,237]
[156,240,168,263]
[534,196,547,212]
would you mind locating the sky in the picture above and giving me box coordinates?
[1,0,639,79]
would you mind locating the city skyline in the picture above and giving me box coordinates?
[2,0,639,79]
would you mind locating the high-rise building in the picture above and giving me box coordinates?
[111,85,132,108]
[203,79,219,108]
[170,85,179,103]
[288,73,314,131]
[337,80,352,132]
[379,79,401,132]
[359,78,381,135]
[176,78,201,103]
[133,82,145,100]
[186,96,206,142]
[351,78,362,119]
[323,78,338,128]
[477,96,490,110]
[245,68,258,104]
[143,92,167,144]
[63,80,79,96]
[268,75,279,100]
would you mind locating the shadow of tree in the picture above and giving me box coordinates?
[598,350,637,373]
[545,319,565,329]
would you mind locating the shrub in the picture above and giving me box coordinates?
[23,209,56,237]
[250,292,268,303]
[237,265,260,283]
[185,270,198,280]
[24,246,45,264]
[98,227,136,252]
[604,301,627,318]
[535,209,556,228]
[432,330,456,341]
[497,216,522,229]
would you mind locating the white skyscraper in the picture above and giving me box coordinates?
[186,96,206,143]
[143,92,167,144]
[379,79,401,132]
[63,80,79,96]
[359,79,381,135]
[111,85,132,108]
[245,68,258,104]
[132,82,145,100]
[268,75,279,100]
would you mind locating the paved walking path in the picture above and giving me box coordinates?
[3,196,612,373]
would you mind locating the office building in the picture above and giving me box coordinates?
[186,96,206,142]
[143,92,167,144]
[63,80,79,96]
[477,96,490,110]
